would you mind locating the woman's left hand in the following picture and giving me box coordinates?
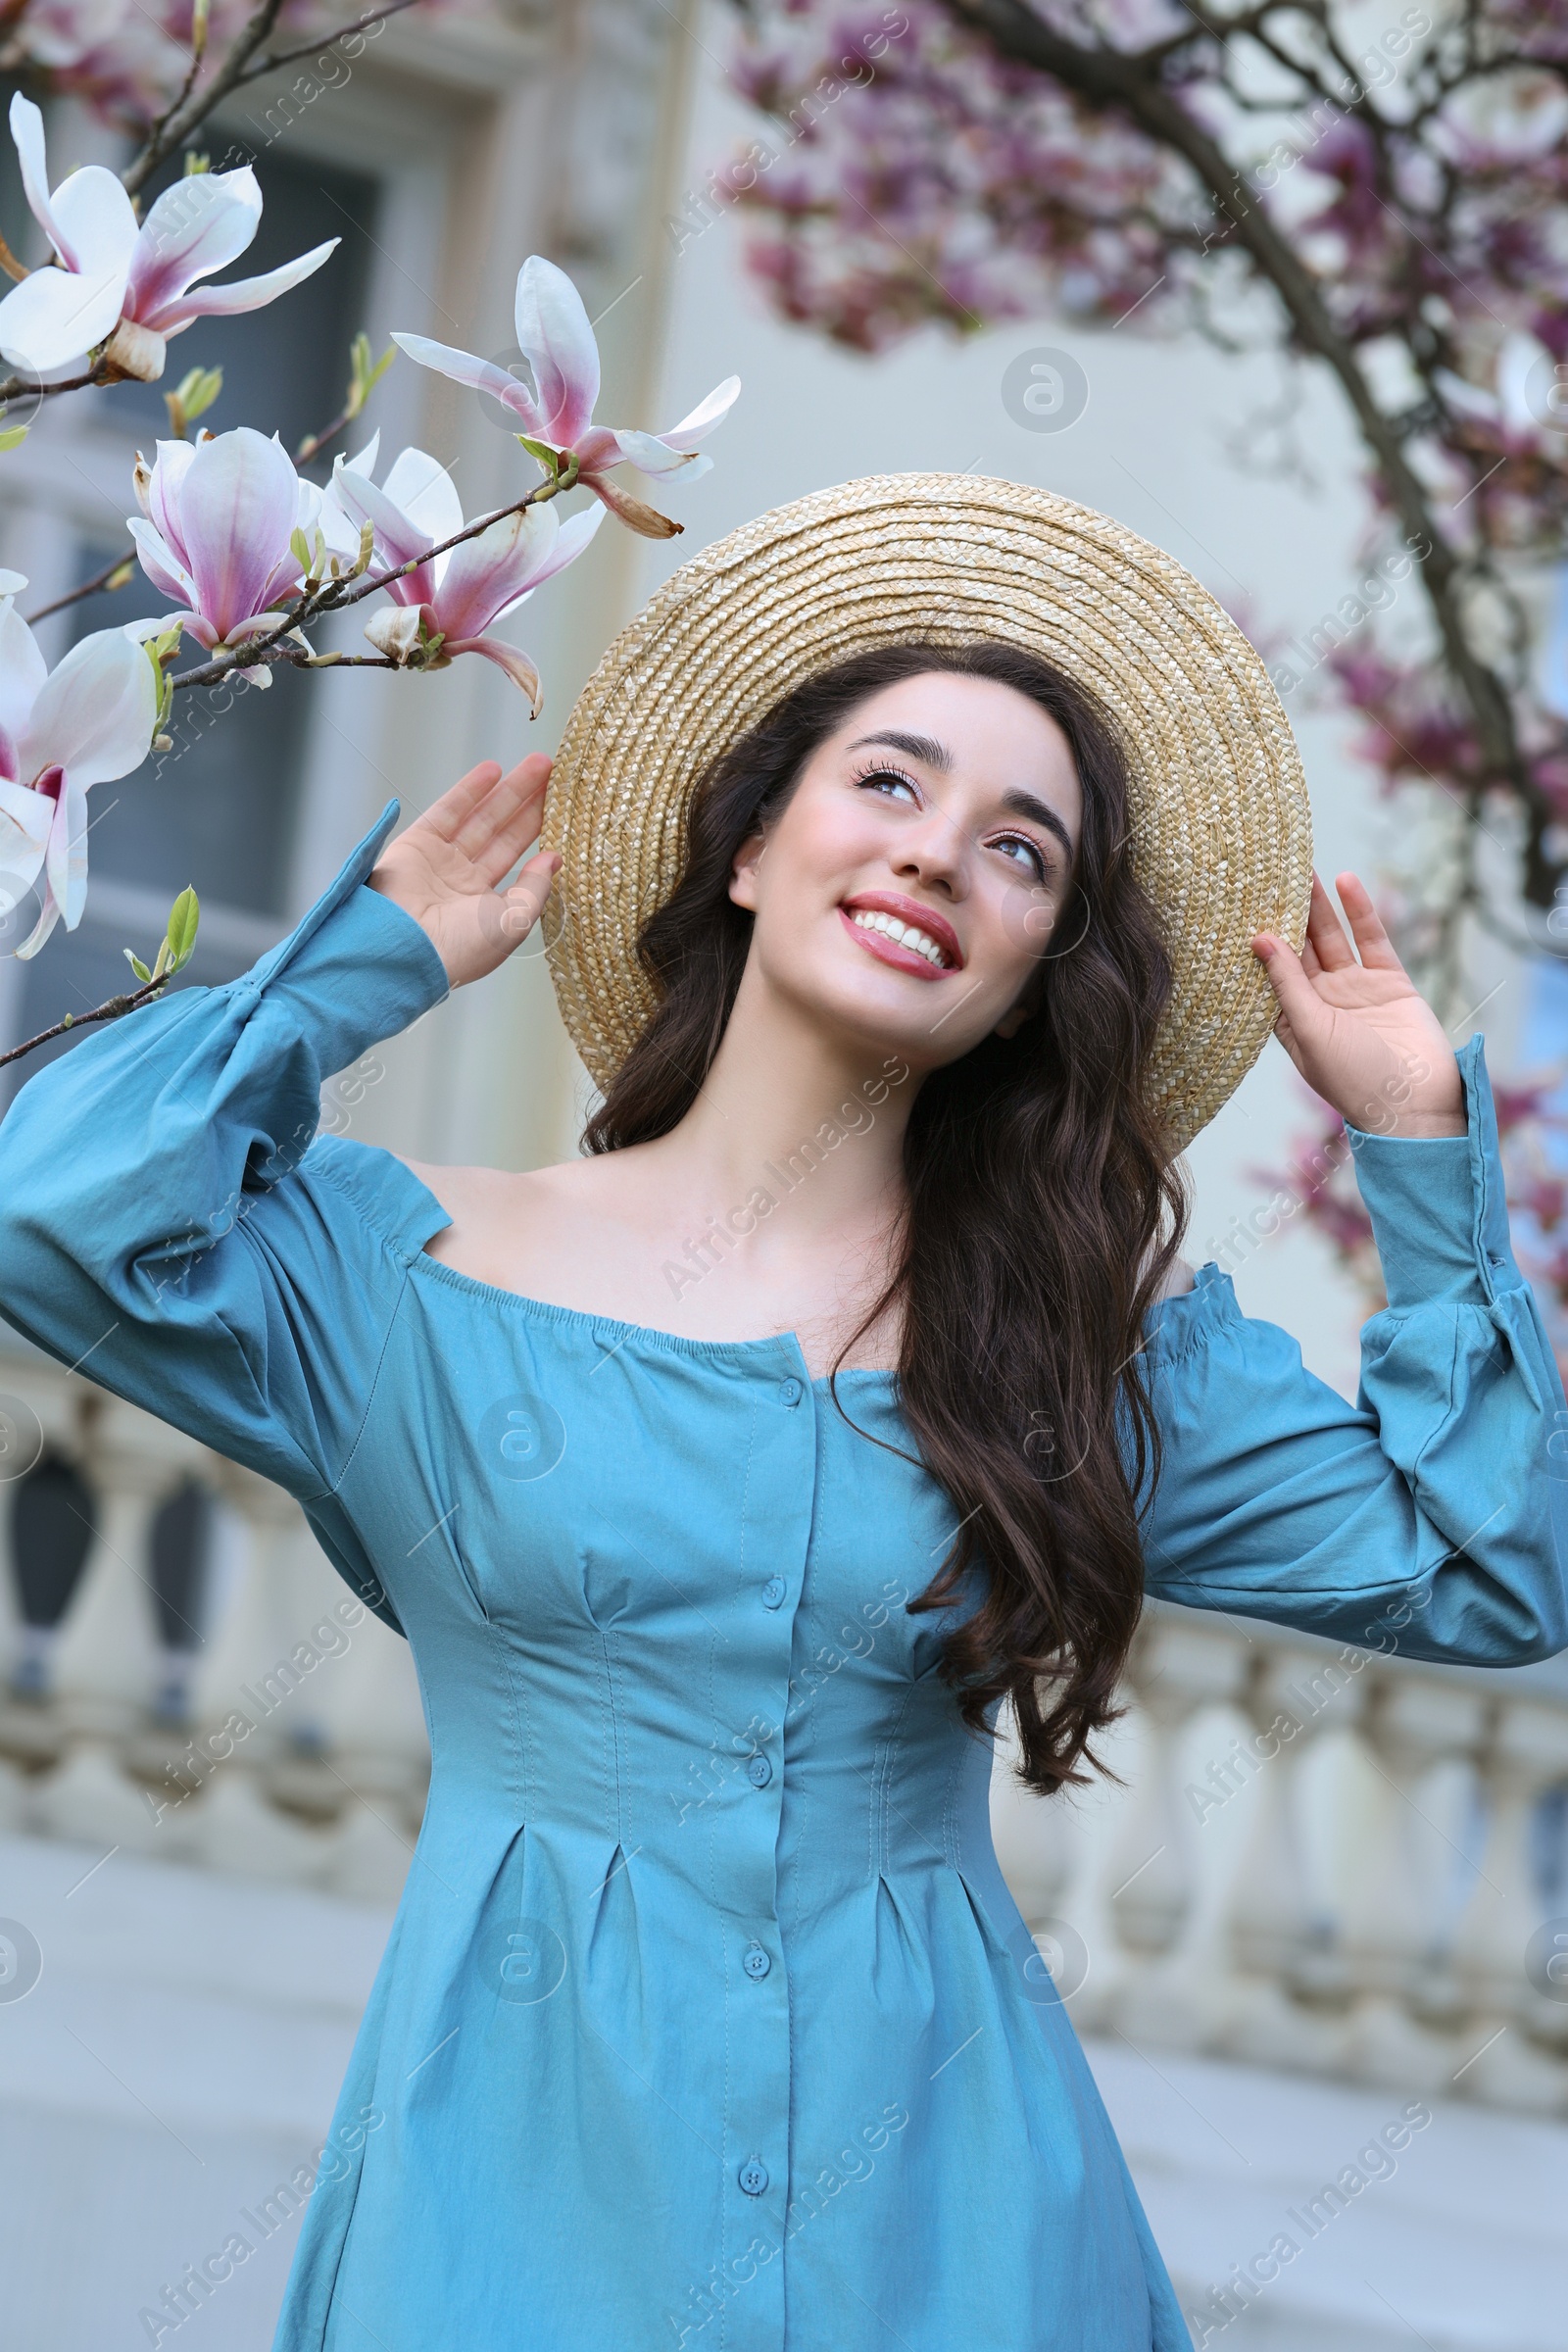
[1251,873,1465,1138]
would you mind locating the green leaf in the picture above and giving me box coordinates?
[143,622,183,668]
[164,363,220,439]
[141,626,181,736]
[0,424,27,455]
[176,365,221,425]
[181,150,210,175]
[289,526,315,575]
[345,331,396,420]
[165,886,200,970]
[123,950,153,983]
[515,434,563,478]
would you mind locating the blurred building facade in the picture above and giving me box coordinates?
[0,4,1564,2346]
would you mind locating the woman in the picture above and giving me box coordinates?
[0,475,1561,2352]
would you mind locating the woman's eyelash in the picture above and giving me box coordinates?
[992,832,1052,882]
[850,760,921,797]
[850,769,1055,882]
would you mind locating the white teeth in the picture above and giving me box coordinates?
[850,907,948,966]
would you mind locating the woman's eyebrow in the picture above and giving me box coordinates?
[1000,786,1075,860]
[846,729,954,773]
[848,736,1075,860]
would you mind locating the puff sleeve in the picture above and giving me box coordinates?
[0,799,450,1532]
[1141,1037,1568,1664]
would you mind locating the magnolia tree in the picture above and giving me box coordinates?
[710,0,1568,1352]
[717,0,1568,973]
[0,0,739,1061]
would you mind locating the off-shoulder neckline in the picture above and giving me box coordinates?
[414,1246,903,1380]
[314,1135,902,1379]
[312,1132,1238,1374]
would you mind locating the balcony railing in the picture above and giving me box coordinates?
[2,1343,1565,2114]
[992,1612,1568,2117]
[0,1347,429,1908]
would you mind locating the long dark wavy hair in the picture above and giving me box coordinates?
[583,642,1188,1793]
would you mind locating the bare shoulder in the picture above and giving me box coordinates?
[390,1148,644,1251]
[397,1153,516,1209]
[1154,1255,1197,1302]
[393,1152,586,1221]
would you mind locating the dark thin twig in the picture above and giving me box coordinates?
[0,362,109,411]
[24,550,136,626]
[237,0,424,83]
[0,977,172,1069]
[144,25,209,162]
[296,400,359,466]
[122,0,287,195]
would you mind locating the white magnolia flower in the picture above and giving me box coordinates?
[0,575,158,957]
[323,431,604,706]
[0,94,337,379]
[128,425,323,681]
[393,255,738,538]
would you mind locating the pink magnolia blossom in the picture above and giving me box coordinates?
[0,94,336,377]
[8,0,131,73]
[0,572,158,958]
[393,256,739,538]
[323,435,604,706]
[127,425,321,679]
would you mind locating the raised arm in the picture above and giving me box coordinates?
[0,760,557,1501]
[1141,878,1568,1662]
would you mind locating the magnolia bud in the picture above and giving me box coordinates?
[364,606,426,663]
[101,319,168,383]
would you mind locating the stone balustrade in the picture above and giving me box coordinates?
[0,1349,428,1909]
[991,1611,1568,2119]
[2,1345,1566,2114]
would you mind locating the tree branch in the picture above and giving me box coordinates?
[0,975,174,1068]
[0,361,110,412]
[942,0,1555,902]
[23,549,136,626]
[122,0,287,195]
[235,0,423,82]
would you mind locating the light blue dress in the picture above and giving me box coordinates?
[0,800,1562,2352]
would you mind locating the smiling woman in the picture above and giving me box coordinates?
[551,638,1181,1804]
[0,473,1562,2352]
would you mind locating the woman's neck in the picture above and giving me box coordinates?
[649,963,919,1251]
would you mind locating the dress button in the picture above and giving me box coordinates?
[743,1944,771,1980]
[761,1576,786,1610]
[780,1377,803,1406]
[746,1752,773,1788]
[739,2158,769,2196]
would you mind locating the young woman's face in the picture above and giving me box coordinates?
[729,671,1084,1069]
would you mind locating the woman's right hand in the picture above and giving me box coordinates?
[367,756,560,989]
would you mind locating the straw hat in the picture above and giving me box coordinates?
[542,471,1311,1155]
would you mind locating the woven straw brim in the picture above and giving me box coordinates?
[543,472,1311,1156]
